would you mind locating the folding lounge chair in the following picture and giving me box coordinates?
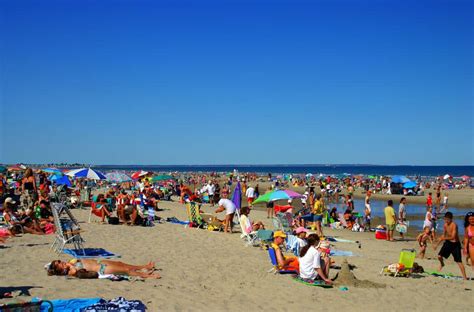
[380,249,416,277]
[239,216,258,246]
[186,202,206,228]
[267,247,298,274]
[50,203,85,255]
[272,212,293,233]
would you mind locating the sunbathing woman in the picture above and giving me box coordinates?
[46,259,160,279]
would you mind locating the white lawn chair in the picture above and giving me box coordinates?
[50,203,85,255]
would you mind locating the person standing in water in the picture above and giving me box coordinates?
[364,190,372,231]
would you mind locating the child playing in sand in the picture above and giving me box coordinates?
[416,226,433,259]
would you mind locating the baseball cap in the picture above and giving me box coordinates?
[273,231,287,238]
[295,227,308,234]
[4,197,16,205]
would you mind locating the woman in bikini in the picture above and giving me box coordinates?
[46,259,160,279]
[463,212,474,270]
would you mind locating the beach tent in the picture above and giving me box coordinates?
[391,175,411,183]
[66,168,106,180]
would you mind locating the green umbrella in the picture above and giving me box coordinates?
[252,189,303,205]
[0,165,7,173]
[151,174,174,182]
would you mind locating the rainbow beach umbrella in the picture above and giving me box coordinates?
[252,189,303,205]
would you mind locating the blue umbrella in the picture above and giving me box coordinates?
[392,175,411,183]
[50,175,72,187]
[42,168,63,175]
[403,181,417,189]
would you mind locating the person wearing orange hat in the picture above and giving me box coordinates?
[271,231,299,273]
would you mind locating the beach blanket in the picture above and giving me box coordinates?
[81,297,147,311]
[38,297,101,312]
[166,217,190,225]
[63,248,120,259]
[424,270,466,280]
[292,276,333,288]
[330,250,354,257]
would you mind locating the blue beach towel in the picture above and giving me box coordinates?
[330,250,354,257]
[166,217,190,225]
[37,298,101,312]
[63,248,120,259]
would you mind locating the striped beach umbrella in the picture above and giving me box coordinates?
[106,171,132,183]
[66,168,107,180]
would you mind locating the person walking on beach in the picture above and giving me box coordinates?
[364,191,372,231]
[398,197,407,240]
[435,212,468,280]
[245,185,255,207]
[463,212,474,271]
[312,194,324,237]
[440,193,449,213]
[20,168,37,212]
[384,200,396,242]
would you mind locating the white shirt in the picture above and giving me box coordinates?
[245,187,255,198]
[297,237,307,249]
[299,246,321,280]
[218,199,236,215]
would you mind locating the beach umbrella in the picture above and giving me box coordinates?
[131,170,149,180]
[50,174,72,187]
[0,165,7,173]
[106,172,132,183]
[391,175,410,183]
[8,165,24,171]
[403,181,417,189]
[443,174,452,180]
[66,168,106,180]
[461,175,470,181]
[151,174,174,182]
[42,168,63,175]
[252,189,303,205]
[231,181,242,209]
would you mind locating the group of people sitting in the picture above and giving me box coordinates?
[1,196,55,242]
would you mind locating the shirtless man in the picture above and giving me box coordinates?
[435,212,467,280]
[364,191,372,231]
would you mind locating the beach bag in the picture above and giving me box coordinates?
[396,223,407,233]
[108,217,120,225]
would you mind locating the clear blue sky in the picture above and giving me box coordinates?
[1,0,472,165]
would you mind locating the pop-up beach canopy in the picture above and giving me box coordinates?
[391,175,411,183]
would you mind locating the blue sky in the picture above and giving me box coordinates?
[1,0,472,165]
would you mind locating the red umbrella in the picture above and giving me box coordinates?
[461,175,470,181]
[131,170,149,180]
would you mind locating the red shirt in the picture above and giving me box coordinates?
[427,196,432,206]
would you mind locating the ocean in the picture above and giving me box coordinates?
[95,165,474,177]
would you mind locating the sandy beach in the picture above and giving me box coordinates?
[1,197,472,311]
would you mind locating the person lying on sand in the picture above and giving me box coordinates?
[46,259,160,279]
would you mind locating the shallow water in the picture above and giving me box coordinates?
[329,198,470,234]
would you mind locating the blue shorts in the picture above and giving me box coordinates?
[313,215,323,222]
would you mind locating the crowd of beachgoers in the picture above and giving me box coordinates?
[0,165,473,309]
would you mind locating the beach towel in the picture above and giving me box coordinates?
[423,270,466,280]
[166,217,190,225]
[63,248,120,259]
[37,297,101,312]
[330,250,354,257]
[292,275,333,288]
[81,297,146,311]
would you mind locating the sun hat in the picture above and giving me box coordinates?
[4,197,16,205]
[273,231,287,239]
[317,240,330,250]
[295,227,308,234]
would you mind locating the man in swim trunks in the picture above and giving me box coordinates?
[436,212,467,280]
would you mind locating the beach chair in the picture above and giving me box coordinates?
[185,202,206,228]
[273,212,293,233]
[267,247,298,274]
[380,249,416,277]
[0,299,53,312]
[239,216,258,246]
[50,203,85,255]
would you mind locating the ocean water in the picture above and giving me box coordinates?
[95,165,474,177]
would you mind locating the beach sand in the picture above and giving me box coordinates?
[1,199,472,311]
